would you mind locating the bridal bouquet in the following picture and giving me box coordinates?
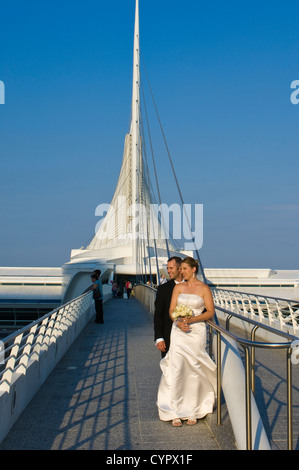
[172,304,193,321]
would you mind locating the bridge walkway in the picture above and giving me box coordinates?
[0,297,236,451]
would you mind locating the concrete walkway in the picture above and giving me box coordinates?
[0,298,236,451]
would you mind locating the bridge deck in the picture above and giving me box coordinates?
[0,298,236,451]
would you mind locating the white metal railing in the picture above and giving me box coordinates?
[211,287,299,336]
[0,291,93,387]
[0,291,94,443]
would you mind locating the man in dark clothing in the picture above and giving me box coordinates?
[91,273,104,324]
[154,257,183,357]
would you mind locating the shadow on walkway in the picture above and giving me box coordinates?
[0,298,236,450]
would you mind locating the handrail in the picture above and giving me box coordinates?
[1,291,91,346]
[211,286,299,335]
[208,305,298,450]
[215,305,298,342]
[0,291,93,386]
[211,286,299,304]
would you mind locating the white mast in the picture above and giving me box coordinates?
[130,0,140,264]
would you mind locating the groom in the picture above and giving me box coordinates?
[154,256,183,358]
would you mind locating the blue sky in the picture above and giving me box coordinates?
[0,0,298,269]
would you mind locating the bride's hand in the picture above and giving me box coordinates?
[178,319,190,332]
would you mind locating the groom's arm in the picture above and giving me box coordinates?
[154,286,169,353]
[154,287,165,340]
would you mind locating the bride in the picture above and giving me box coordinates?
[157,256,217,427]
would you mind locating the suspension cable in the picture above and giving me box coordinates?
[141,59,207,283]
[140,81,170,259]
[139,108,161,284]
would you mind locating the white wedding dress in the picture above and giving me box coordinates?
[157,293,217,421]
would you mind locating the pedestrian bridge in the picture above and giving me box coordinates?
[0,285,298,451]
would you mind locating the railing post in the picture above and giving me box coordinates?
[225,314,233,331]
[208,324,213,357]
[250,325,259,395]
[287,347,293,450]
[217,330,222,426]
[243,345,252,450]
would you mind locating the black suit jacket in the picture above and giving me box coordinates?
[154,279,176,356]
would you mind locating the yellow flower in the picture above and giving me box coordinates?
[172,304,193,320]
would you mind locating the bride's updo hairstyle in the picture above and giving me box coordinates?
[182,257,199,274]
